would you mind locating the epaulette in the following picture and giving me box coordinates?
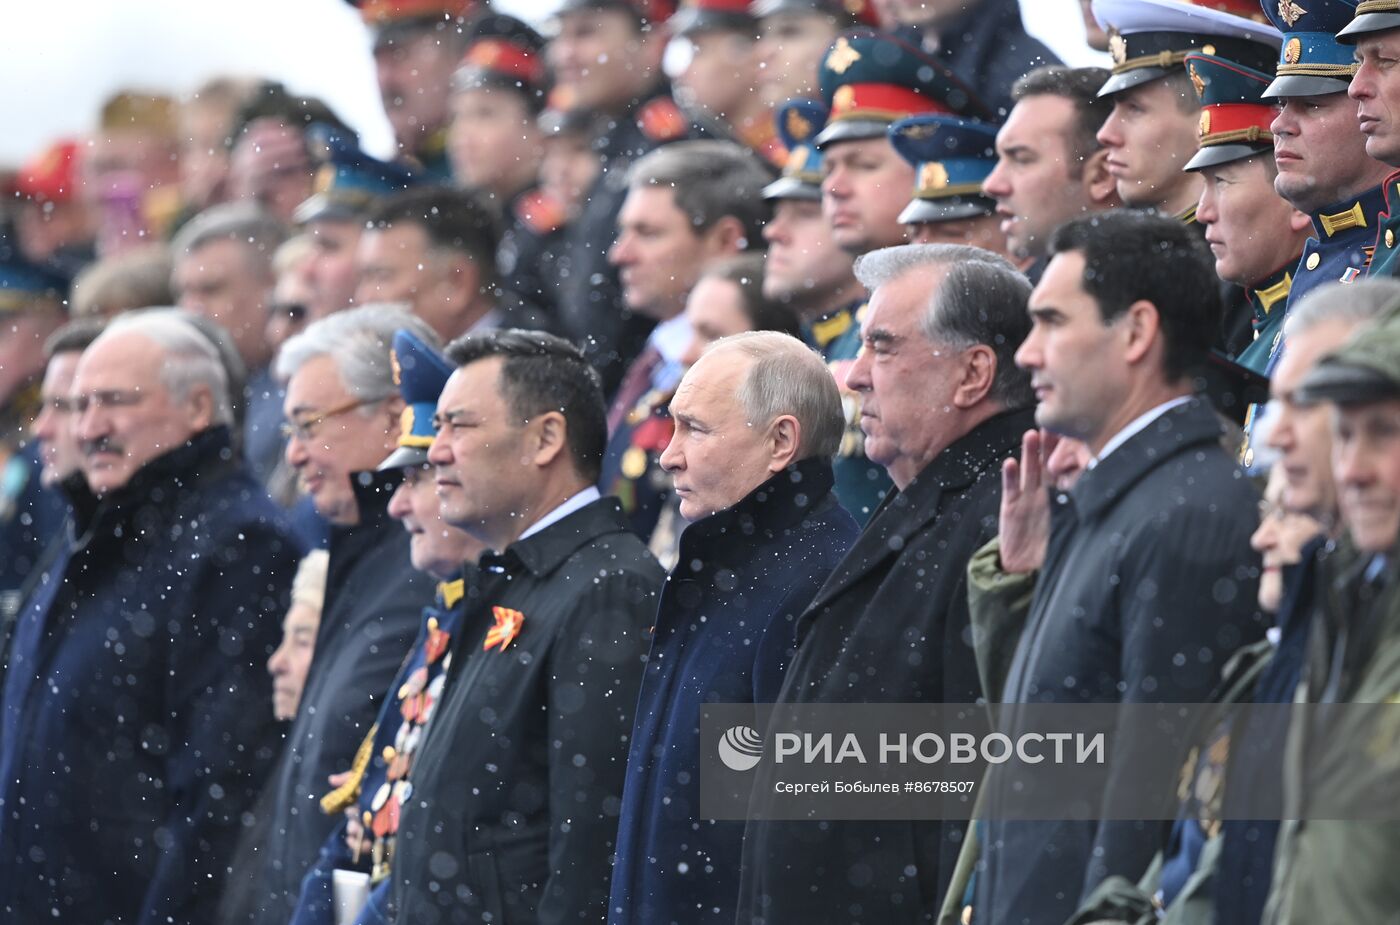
[513,188,567,236]
[637,97,688,144]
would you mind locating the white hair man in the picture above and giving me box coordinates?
[0,310,302,924]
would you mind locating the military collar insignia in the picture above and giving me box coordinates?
[1252,270,1293,315]
[436,578,464,609]
[1319,200,1368,237]
[484,606,524,652]
[811,307,855,348]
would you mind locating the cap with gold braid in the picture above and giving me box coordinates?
[1092,0,1281,97]
[1183,52,1277,170]
[294,126,423,225]
[888,115,999,225]
[1338,0,1400,41]
[452,13,548,108]
[814,30,991,148]
[1261,0,1361,97]
[379,329,455,472]
[763,98,829,201]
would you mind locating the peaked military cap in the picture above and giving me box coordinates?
[0,244,68,315]
[1297,302,1400,404]
[763,98,829,201]
[294,126,423,225]
[814,30,991,148]
[1183,52,1277,169]
[353,0,480,48]
[672,0,755,35]
[453,13,548,104]
[380,329,455,471]
[17,140,80,204]
[1092,0,1281,97]
[1338,0,1400,41]
[1262,0,1360,96]
[888,114,999,224]
[750,0,881,27]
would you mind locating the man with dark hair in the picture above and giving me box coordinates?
[359,0,480,179]
[1261,0,1391,325]
[390,329,664,924]
[977,210,1264,925]
[357,186,549,340]
[1091,0,1279,223]
[547,0,710,394]
[1337,0,1400,279]
[739,244,1037,923]
[982,65,1120,276]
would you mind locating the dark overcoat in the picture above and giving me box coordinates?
[391,497,665,925]
[608,458,859,925]
[0,426,299,925]
[978,399,1264,925]
[737,408,1034,924]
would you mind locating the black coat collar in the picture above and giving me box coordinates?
[675,456,838,558]
[487,496,632,578]
[1071,398,1224,522]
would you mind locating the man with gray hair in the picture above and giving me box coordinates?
[172,201,290,483]
[248,304,437,924]
[0,310,300,924]
[738,243,1037,923]
[608,331,860,925]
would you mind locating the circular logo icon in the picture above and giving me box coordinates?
[718,725,764,772]
[1285,37,1302,65]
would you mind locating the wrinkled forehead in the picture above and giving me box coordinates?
[72,332,166,393]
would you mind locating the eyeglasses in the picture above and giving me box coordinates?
[70,389,148,414]
[281,397,378,442]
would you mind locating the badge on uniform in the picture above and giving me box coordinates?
[485,606,525,651]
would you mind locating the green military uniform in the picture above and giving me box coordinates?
[1264,304,1400,925]
[1338,4,1400,280]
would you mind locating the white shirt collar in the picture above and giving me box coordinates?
[649,314,693,393]
[1088,395,1193,470]
[516,486,601,542]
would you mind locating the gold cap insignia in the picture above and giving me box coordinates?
[1285,37,1302,65]
[1108,27,1128,66]
[390,348,403,386]
[826,36,862,75]
[919,162,950,192]
[313,164,337,196]
[785,107,813,141]
[1189,63,1206,98]
[833,84,857,115]
[1199,109,1212,137]
[1202,43,1216,56]
[1278,0,1307,27]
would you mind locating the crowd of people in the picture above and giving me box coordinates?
[1,0,1399,922]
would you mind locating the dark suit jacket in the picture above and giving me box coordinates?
[737,408,1034,924]
[978,399,1263,925]
[391,497,665,925]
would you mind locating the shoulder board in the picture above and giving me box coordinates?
[637,97,688,144]
[514,189,566,235]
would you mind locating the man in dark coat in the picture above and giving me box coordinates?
[608,332,859,925]
[738,243,1038,923]
[0,311,300,925]
[977,210,1264,925]
[247,306,439,924]
[391,330,664,924]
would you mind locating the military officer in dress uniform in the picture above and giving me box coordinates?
[761,98,891,523]
[286,329,482,925]
[1338,0,1400,278]
[888,114,1011,256]
[751,0,881,108]
[1185,52,1310,370]
[547,0,718,397]
[358,0,480,180]
[1091,0,1281,222]
[1263,0,1393,350]
[448,14,569,327]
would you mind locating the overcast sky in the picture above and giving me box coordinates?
[0,0,1103,166]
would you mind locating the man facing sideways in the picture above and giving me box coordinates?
[739,244,1037,923]
[250,306,439,924]
[0,311,300,924]
[608,332,859,925]
[978,210,1264,925]
[982,65,1119,281]
[390,330,665,924]
[1340,0,1400,278]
